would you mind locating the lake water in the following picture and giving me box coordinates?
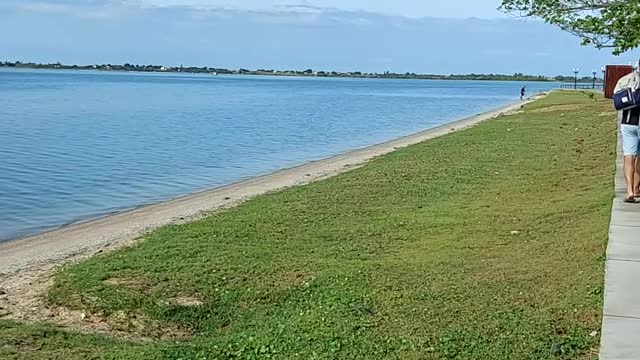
[0,69,558,241]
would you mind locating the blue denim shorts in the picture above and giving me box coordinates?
[622,124,640,156]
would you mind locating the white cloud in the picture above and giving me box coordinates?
[141,0,504,18]
[3,0,505,19]
[4,0,138,18]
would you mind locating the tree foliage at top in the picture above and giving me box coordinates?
[500,0,640,55]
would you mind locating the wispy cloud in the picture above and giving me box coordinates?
[3,0,507,19]
[0,0,336,20]
[4,0,139,18]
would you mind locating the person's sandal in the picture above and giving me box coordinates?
[624,196,637,203]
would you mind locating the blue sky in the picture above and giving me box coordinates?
[0,0,636,75]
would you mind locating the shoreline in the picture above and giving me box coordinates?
[0,65,562,82]
[0,96,542,275]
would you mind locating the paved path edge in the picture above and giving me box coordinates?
[600,128,640,359]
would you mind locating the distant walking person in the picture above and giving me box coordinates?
[520,86,526,100]
[614,70,640,202]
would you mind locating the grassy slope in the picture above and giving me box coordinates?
[0,91,616,360]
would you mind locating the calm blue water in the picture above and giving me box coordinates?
[0,69,558,241]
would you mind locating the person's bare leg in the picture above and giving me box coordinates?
[635,157,640,196]
[625,155,637,200]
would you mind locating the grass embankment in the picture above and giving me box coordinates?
[1,91,616,359]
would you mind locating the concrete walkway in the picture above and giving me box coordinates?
[600,133,640,359]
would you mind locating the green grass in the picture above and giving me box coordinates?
[0,91,616,359]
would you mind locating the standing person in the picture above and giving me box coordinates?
[520,86,526,100]
[615,70,640,202]
[620,107,640,202]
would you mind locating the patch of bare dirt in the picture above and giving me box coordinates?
[100,310,192,341]
[1,266,59,322]
[0,268,191,342]
[0,267,114,335]
[170,296,204,307]
[158,295,204,307]
[275,271,314,289]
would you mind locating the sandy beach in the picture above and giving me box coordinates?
[0,98,539,277]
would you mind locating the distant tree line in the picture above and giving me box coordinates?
[0,61,603,82]
[0,61,233,74]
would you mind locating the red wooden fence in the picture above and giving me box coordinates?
[604,65,633,99]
